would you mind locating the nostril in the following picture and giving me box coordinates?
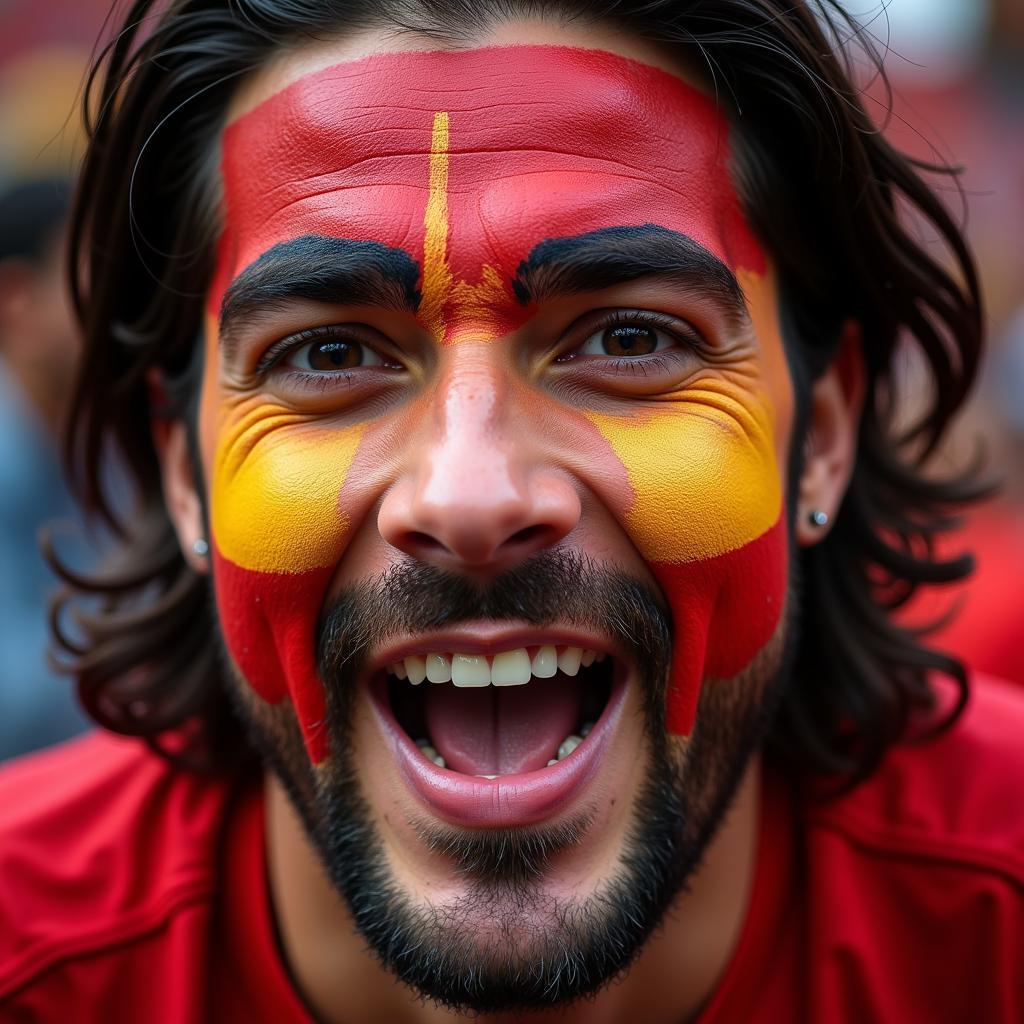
[507,524,549,549]
[406,531,448,554]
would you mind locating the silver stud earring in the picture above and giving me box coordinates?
[807,509,829,528]
[192,538,210,557]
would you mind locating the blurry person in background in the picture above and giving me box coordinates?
[0,177,90,757]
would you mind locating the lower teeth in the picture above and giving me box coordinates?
[415,738,446,769]
[557,734,583,760]
[414,719,597,774]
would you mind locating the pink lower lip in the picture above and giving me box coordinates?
[367,671,628,828]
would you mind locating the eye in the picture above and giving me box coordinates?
[285,337,386,372]
[577,322,675,358]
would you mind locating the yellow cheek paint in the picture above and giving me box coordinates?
[211,404,364,573]
[736,265,794,451]
[200,304,367,762]
[585,380,782,564]
[586,367,788,735]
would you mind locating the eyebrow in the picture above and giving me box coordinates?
[218,234,421,358]
[513,224,748,325]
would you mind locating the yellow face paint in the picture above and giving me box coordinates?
[210,404,364,574]
[199,313,368,761]
[585,381,781,564]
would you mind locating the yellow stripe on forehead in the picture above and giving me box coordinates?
[210,404,365,573]
[421,111,452,340]
[419,110,510,345]
[585,381,782,563]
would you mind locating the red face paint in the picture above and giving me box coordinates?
[205,45,788,762]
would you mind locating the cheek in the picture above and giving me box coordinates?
[206,395,365,763]
[651,520,787,734]
[212,553,335,761]
[211,414,364,572]
[586,388,788,734]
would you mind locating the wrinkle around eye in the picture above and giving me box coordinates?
[214,402,319,483]
[644,379,776,451]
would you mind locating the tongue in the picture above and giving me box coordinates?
[423,676,583,775]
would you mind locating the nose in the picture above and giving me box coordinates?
[378,358,580,571]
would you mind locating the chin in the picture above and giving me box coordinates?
[227,560,790,1013]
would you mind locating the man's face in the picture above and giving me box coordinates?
[196,29,795,1011]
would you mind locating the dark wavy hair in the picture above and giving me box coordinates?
[53,0,986,781]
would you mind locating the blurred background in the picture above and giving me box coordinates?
[0,0,1020,760]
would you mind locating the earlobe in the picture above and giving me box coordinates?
[795,320,865,547]
[150,372,209,574]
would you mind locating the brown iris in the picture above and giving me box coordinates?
[306,339,363,371]
[601,325,658,357]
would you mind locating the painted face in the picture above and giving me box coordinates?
[202,45,791,763]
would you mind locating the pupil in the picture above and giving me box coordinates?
[602,325,657,357]
[309,340,360,371]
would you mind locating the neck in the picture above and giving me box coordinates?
[265,756,761,1024]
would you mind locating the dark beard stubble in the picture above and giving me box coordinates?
[222,550,794,1014]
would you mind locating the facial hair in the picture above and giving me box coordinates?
[222,549,791,1014]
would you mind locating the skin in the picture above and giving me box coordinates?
[203,40,787,760]
[159,18,863,1024]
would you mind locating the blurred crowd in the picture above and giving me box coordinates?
[0,0,1020,759]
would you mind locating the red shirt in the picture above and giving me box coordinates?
[2,675,1022,1022]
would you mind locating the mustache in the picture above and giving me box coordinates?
[316,548,672,707]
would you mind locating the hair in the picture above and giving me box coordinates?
[54,0,986,782]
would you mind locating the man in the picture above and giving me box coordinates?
[1,1,1021,1020]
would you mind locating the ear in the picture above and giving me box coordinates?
[149,371,209,574]
[794,320,866,547]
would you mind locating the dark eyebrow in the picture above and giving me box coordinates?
[218,234,421,358]
[513,224,748,326]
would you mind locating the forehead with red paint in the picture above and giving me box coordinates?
[211,44,763,316]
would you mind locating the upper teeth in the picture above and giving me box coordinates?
[389,646,605,687]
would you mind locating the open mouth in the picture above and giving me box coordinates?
[366,635,628,827]
[386,646,614,776]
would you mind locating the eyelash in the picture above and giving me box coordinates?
[559,309,702,367]
[256,309,702,382]
[255,325,393,376]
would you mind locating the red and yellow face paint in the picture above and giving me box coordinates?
[203,45,790,761]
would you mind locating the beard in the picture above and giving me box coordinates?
[224,549,791,1014]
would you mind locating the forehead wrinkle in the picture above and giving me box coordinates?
[462,164,713,207]
[224,53,732,192]
[215,45,766,316]
[232,50,708,144]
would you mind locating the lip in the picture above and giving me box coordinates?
[367,655,629,828]
[367,621,622,674]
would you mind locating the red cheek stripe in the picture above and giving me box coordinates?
[212,545,333,763]
[654,512,787,735]
[213,516,785,756]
